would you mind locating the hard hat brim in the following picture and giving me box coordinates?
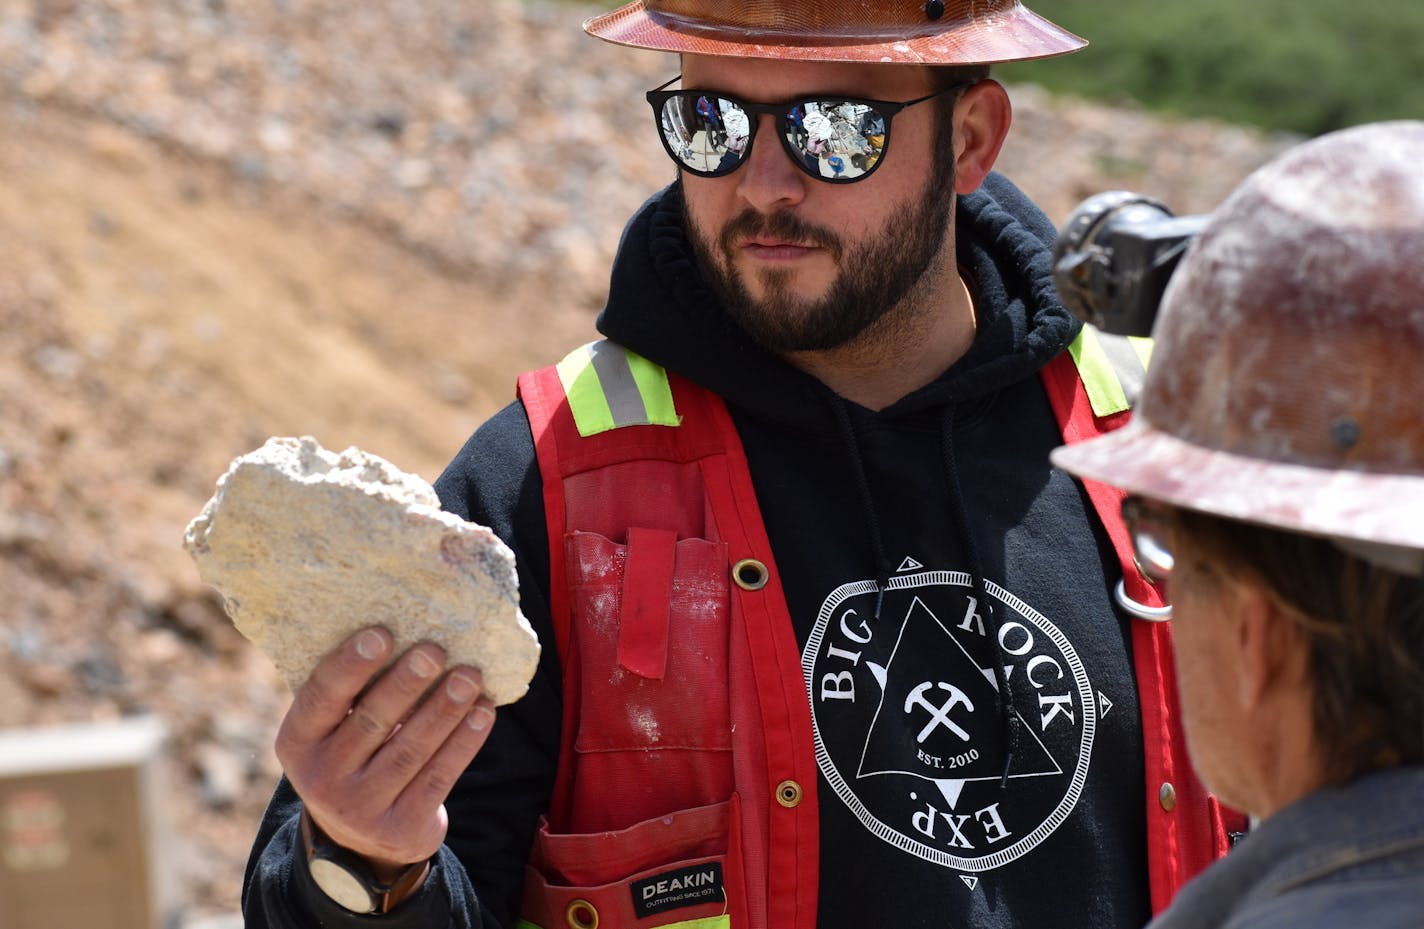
[584,2,1086,65]
[1051,419,1424,551]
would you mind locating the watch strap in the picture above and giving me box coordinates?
[299,808,431,914]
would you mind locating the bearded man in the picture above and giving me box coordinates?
[242,4,1239,928]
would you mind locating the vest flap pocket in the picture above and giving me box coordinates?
[530,799,730,885]
[565,529,732,753]
[521,798,746,929]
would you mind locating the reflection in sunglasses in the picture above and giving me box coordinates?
[645,76,968,185]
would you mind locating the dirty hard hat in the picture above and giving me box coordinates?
[584,0,1085,65]
[1051,121,1424,552]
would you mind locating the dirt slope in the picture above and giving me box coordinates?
[0,99,603,916]
[0,3,1295,920]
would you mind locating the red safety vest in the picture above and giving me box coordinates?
[515,330,1242,929]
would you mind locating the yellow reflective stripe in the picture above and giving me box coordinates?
[556,343,617,436]
[627,350,680,428]
[555,341,680,437]
[663,917,730,929]
[1068,326,1130,417]
[1066,326,1154,417]
[1129,335,1153,370]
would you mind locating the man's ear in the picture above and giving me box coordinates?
[1234,582,1308,710]
[952,79,1013,195]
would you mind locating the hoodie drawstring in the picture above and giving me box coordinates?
[941,404,1019,789]
[830,394,1019,791]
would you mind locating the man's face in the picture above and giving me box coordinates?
[678,55,957,354]
[1163,527,1258,814]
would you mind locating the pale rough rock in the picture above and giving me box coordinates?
[183,436,539,705]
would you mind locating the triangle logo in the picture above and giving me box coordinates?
[857,597,1061,784]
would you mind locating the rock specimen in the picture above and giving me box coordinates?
[183,436,539,705]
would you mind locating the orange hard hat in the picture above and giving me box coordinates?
[1052,121,1424,556]
[584,0,1086,65]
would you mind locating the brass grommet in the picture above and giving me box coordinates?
[775,779,803,808]
[733,558,770,591]
[566,898,599,929]
[1159,782,1177,812]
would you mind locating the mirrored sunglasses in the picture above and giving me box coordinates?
[1121,495,1175,583]
[645,76,970,184]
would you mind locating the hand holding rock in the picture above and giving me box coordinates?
[275,626,496,872]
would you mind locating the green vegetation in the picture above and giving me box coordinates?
[1000,0,1423,135]
[568,0,1420,135]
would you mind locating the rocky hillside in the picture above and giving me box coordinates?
[0,1,1295,922]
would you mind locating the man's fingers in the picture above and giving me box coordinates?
[392,697,498,826]
[361,666,488,806]
[303,671,496,865]
[278,627,393,749]
[325,642,450,762]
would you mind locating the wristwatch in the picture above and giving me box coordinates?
[299,809,430,915]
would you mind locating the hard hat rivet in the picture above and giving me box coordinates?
[1330,416,1361,450]
[924,0,945,21]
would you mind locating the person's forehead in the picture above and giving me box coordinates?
[679,53,933,99]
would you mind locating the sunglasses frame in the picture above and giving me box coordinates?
[1117,495,1176,622]
[645,75,971,185]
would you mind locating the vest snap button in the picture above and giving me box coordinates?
[775,779,803,808]
[733,558,770,591]
[566,898,599,929]
[1159,782,1177,812]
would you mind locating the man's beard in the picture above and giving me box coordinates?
[686,165,955,355]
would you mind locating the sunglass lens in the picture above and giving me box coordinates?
[1134,527,1175,581]
[657,93,750,176]
[1123,498,1175,582]
[785,100,888,181]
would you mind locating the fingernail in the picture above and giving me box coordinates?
[466,703,495,732]
[408,651,439,679]
[355,630,384,661]
[445,673,478,703]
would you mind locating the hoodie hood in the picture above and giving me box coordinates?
[595,171,1080,425]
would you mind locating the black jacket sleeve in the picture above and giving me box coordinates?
[239,400,563,928]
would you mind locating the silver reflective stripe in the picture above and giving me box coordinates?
[588,340,649,427]
[1095,331,1148,409]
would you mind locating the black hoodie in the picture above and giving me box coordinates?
[242,173,1151,929]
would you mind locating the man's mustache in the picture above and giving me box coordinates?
[719,208,845,263]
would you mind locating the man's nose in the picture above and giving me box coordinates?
[735,114,808,213]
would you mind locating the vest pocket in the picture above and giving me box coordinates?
[520,796,747,929]
[562,529,734,833]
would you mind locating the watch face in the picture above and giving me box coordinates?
[310,856,378,914]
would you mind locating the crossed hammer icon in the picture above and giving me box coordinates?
[905,681,975,744]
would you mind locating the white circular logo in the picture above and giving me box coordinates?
[804,568,1096,871]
